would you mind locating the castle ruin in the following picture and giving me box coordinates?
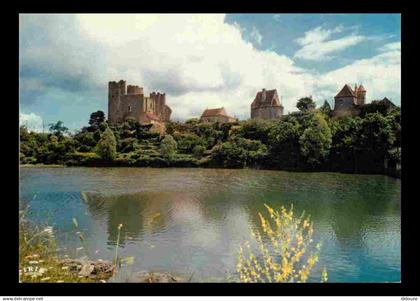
[108,80,172,126]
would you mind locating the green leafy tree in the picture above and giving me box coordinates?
[353,113,395,172]
[185,118,199,126]
[320,100,332,116]
[233,119,273,145]
[328,116,361,172]
[192,145,206,158]
[174,133,206,153]
[88,111,106,131]
[160,135,178,160]
[297,97,316,112]
[48,121,68,138]
[95,128,117,161]
[299,113,332,167]
[74,130,97,151]
[211,137,267,168]
[268,119,302,169]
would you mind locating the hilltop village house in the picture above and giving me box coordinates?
[251,88,284,120]
[332,84,395,117]
[108,80,172,132]
[199,107,237,123]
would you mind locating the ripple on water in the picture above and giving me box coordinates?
[20,167,401,282]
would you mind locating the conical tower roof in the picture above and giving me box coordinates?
[335,84,356,98]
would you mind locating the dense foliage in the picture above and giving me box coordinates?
[20,102,401,176]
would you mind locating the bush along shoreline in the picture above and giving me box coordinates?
[20,98,401,178]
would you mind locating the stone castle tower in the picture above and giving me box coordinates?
[250,88,284,120]
[108,80,172,125]
[333,84,366,117]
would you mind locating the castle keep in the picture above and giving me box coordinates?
[108,80,172,125]
[251,89,284,120]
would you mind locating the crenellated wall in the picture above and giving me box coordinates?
[108,80,172,125]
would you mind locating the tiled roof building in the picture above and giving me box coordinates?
[200,107,237,123]
[251,88,283,120]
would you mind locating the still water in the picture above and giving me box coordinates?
[19,167,401,282]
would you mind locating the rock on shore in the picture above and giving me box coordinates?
[59,258,115,279]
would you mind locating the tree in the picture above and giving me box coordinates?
[192,145,206,158]
[88,111,106,130]
[320,100,332,116]
[174,133,205,153]
[234,119,273,145]
[48,121,68,138]
[211,136,267,168]
[160,135,177,160]
[95,128,117,161]
[299,113,332,167]
[328,116,361,172]
[185,118,199,126]
[268,119,302,169]
[297,97,316,112]
[353,113,395,172]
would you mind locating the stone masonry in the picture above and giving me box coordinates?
[108,80,172,125]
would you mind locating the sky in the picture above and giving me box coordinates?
[19,14,401,132]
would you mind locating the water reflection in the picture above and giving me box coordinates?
[20,167,400,282]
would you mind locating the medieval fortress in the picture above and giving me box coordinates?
[108,80,393,127]
[108,80,172,126]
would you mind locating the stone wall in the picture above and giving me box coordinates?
[251,106,283,120]
[108,80,172,126]
[332,96,360,117]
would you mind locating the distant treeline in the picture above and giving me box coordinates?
[20,97,401,177]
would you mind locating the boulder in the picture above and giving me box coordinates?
[129,271,183,283]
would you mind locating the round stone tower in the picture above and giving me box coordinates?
[356,84,366,106]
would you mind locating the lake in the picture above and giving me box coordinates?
[19,167,401,282]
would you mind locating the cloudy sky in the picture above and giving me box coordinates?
[19,14,401,132]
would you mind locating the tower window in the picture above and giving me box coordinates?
[128,105,132,112]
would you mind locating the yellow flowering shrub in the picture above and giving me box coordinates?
[236,204,327,283]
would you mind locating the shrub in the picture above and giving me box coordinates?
[169,154,199,167]
[236,204,327,283]
[160,135,177,160]
[210,137,267,168]
[68,152,101,166]
[192,145,206,158]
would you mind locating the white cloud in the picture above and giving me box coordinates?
[75,14,315,120]
[380,41,401,52]
[249,26,263,45]
[19,14,400,122]
[296,25,343,46]
[20,112,44,132]
[314,47,401,104]
[294,25,366,61]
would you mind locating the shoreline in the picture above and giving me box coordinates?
[20,164,66,168]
